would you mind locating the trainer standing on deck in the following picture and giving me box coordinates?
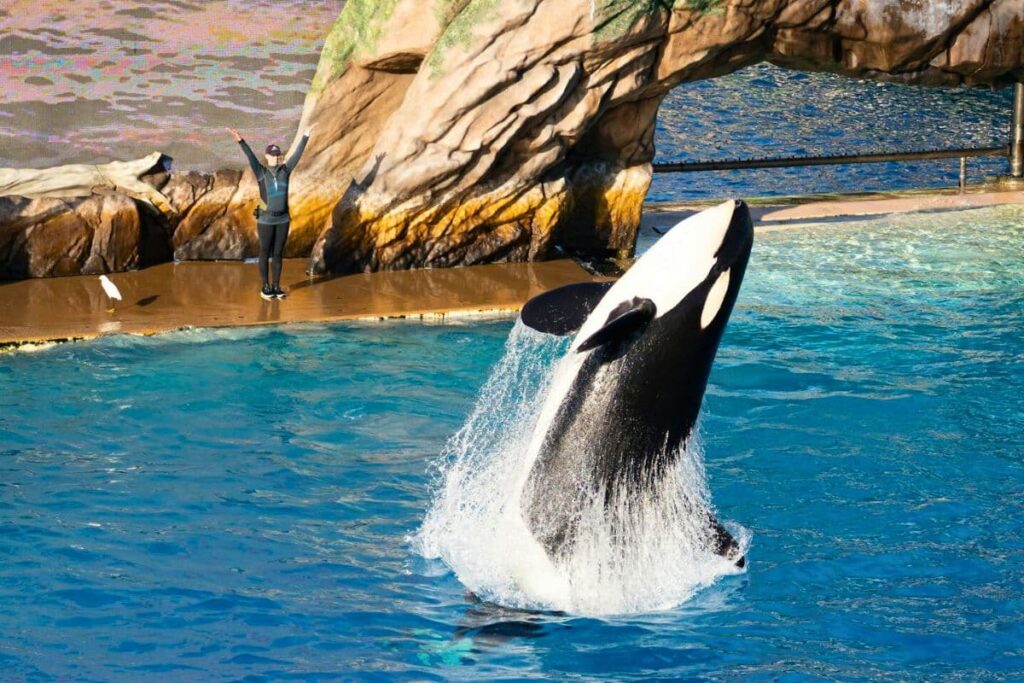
[227,125,312,300]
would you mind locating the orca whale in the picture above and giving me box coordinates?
[517,199,754,569]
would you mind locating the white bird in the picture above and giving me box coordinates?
[98,275,122,313]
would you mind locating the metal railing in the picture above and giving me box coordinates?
[651,146,1008,174]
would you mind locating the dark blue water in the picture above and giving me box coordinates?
[2,206,1023,681]
[651,64,1015,201]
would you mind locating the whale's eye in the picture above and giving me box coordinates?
[701,269,731,330]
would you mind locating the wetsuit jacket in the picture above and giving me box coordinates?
[238,134,309,226]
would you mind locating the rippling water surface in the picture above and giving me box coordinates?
[0,0,341,170]
[2,206,1022,681]
[652,64,1014,200]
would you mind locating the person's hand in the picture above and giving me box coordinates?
[227,127,243,142]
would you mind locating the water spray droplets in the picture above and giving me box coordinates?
[415,321,747,615]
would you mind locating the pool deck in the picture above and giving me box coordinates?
[2,186,1022,347]
[644,186,1024,231]
[0,259,603,347]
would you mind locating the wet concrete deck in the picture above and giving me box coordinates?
[644,188,1024,230]
[0,259,602,346]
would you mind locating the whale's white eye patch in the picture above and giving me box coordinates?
[570,200,736,348]
[701,269,731,329]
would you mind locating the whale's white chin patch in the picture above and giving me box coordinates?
[701,269,731,329]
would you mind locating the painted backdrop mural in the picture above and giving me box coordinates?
[0,0,341,171]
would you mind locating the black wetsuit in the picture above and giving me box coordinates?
[238,134,309,288]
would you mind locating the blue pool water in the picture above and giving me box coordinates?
[2,205,1024,681]
[652,64,1014,202]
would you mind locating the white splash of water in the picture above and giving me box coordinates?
[414,321,748,616]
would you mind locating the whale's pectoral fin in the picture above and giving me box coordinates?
[708,515,745,568]
[520,281,615,336]
[578,298,657,352]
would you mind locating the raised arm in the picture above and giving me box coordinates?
[285,125,313,170]
[228,128,262,177]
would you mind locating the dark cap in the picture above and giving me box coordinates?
[265,144,282,156]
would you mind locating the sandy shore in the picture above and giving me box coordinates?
[0,259,602,347]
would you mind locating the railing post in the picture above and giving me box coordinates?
[959,156,967,191]
[1012,82,1024,178]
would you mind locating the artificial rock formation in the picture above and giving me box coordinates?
[304,0,1024,274]
[0,155,327,279]
[2,0,1022,279]
[0,153,176,215]
[0,193,171,279]
[0,155,168,278]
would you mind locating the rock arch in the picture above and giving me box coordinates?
[301,0,1024,275]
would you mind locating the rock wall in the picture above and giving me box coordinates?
[307,0,1024,274]
[0,193,170,279]
[2,0,1022,279]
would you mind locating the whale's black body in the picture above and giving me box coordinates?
[518,200,754,567]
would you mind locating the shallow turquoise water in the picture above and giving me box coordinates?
[2,206,1023,681]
